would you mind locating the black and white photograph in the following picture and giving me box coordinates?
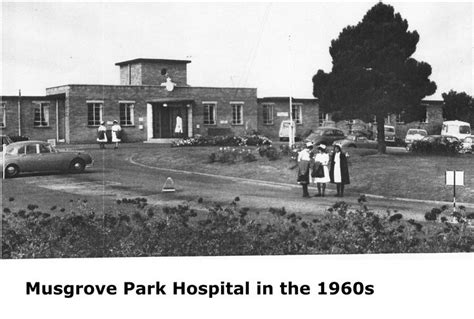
[1,1,472,317]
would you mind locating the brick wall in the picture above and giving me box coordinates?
[46,85,257,143]
[119,62,188,86]
[257,98,319,140]
[1,96,65,142]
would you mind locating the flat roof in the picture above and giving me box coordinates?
[257,97,318,102]
[115,58,192,66]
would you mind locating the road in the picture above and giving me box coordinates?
[1,144,466,221]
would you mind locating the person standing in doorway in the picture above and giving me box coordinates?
[111,120,122,149]
[174,113,183,138]
[297,142,314,198]
[329,144,350,197]
[312,144,330,196]
[97,121,107,149]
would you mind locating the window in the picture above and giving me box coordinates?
[119,102,134,126]
[262,104,274,125]
[292,104,302,124]
[87,101,103,126]
[34,102,50,127]
[39,144,54,153]
[231,102,244,125]
[319,112,329,126]
[203,102,216,125]
[0,103,5,128]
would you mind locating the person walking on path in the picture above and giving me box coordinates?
[297,142,314,198]
[97,121,108,149]
[111,120,122,149]
[312,144,330,197]
[329,144,350,197]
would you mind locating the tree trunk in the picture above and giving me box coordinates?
[376,114,386,154]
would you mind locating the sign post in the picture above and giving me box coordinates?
[2,144,5,179]
[445,170,464,212]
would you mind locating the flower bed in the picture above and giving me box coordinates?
[2,197,473,258]
[172,134,272,147]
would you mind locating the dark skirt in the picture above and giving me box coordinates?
[297,160,310,184]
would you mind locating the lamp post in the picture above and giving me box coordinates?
[288,35,295,148]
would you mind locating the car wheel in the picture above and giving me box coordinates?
[5,164,20,178]
[69,158,85,173]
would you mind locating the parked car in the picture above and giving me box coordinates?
[404,129,428,150]
[384,125,396,145]
[1,140,93,178]
[1,135,13,152]
[305,127,346,146]
[333,134,378,149]
[351,129,374,140]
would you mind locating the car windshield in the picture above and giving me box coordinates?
[312,129,326,136]
[459,125,471,134]
[408,129,426,136]
[385,127,395,133]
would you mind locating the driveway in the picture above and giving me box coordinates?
[2,143,470,221]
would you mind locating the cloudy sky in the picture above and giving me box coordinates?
[1,1,472,100]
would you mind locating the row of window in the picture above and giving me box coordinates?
[203,102,245,125]
[87,102,134,126]
[0,101,136,128]
[0,102,52,128]
[0,101,313,129]
[261,104,303,125]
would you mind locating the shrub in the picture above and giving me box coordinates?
[207,147,255,164]
[410,139,462,155]
[172,134,272,147]
[9,135,29,142]
[257,145,280,161]
[2,198,473,258]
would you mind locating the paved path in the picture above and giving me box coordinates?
[4,144,472,222]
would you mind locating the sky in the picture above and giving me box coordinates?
[1,1,472,100]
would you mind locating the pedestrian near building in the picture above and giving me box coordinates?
[312,144,330,197]
[97,121,108,149]
[329,144,350,197]
[297,142,314,198]
[111,120,122,149]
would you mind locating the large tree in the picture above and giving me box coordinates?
[442,90,474,125]
[313,2,436,153]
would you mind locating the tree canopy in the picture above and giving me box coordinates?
[312,2,437,152]
[442,90,474,125]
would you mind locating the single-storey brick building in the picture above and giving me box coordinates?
[1,57,444,144]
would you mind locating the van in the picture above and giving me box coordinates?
[384,125,396,145]
[441,120,471,141]
[279,120,296,141]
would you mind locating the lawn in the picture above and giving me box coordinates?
[133,145,474,203]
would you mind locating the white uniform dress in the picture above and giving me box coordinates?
[313,152,330,183]
[111,124,122,143]
[333,152,342,183]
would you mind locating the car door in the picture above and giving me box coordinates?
[37,143,66,171]
[16,143,41,172]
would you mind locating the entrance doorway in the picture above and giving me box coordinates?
[152,103,188,138]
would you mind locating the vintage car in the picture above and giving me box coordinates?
[404,129,428,150]
[305,127,346,146]
[1,140,93,178]
[333,134,378,149]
